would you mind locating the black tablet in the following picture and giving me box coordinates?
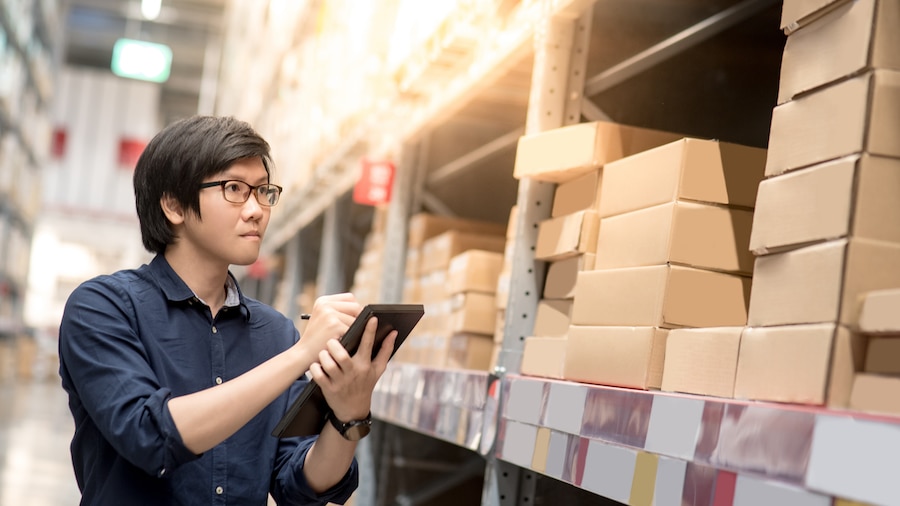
[272,303,424,438]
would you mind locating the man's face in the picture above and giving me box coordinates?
[183,157,273,268]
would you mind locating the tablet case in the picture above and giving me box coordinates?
[272,303,425,438]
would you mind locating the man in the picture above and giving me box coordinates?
[58,115,393,505]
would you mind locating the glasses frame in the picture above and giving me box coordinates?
[199,180,283,207]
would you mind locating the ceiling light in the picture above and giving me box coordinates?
[141,0,161,20]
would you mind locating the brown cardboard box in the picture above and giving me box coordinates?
[747,238,900,327]
[779,0,900,104]
[598,138,765,218]
[661,327,742,398]
[563,326,668,390]
[448,250,504,295]
[532,299,573,337]
[447,333,495,371]
[408,212,506,249]
[766,69,900,177]
[596,201,754,275]
[405,247,421,278]
[859,288,900,333]
[521,336,567,379]
[551,169,602,217]
[864,337,900,374]
[513,121,683,182]
[534,210,600,261]
[450,292,497,335]
[734,323,864,406]
[849,373,900,416]
[543,253,596,299]
[571,265,750,328]
[781,0,852,33]
[750,155,900,255]
[420,230,506,274]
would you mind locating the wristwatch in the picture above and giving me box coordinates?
[327,411,372,441]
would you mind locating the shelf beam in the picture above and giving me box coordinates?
[584,0,780,97]
[426,127,525,187]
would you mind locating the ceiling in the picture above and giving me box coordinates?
[62,0,228,125]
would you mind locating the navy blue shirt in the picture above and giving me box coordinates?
[58,255,357,505]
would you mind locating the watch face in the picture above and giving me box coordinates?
[343,422,372,441]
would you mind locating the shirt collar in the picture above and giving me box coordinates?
[147,255,251,320]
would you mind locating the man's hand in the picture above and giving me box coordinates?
[292,293,361,372]
[309,316,397,421]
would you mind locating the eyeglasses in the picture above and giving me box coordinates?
[199,180,283,207]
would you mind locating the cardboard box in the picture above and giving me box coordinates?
[734,323,864,406]
[534,210,600,261]
[563,326,668,390]
[766,69,900,177]
[420,230,506,274]
[551,169,602,217]
[543,253,596,299]
[408,212,506,248]
[447,333,495,371]
[448,250,504,295]
[598,138,765,218]
[532,299,573,337]
[864,337,900,374]
[521,336,567,379]
[661,327,742,398]
[849,373,900,416]
[781,0,853,33]
[596,201,754,275]
[750,154,900,255]
[859,288,900,333]
[450,292,497,335]
[506,205,519,239]
[747,238,900,327]
[779,0,900,104]
[513,121,683,182]
[572,265,750,328]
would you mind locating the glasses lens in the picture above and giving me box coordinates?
[257,185,281,206]
[222,181,251,203]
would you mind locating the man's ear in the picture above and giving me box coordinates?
[160,194,185,225]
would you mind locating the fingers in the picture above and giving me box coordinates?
[355,317,378,361]
[372,330,397,373]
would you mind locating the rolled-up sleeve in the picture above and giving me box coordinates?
[270,435,359,505]
[60,278,199,477]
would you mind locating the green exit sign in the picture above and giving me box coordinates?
[111,38,172,83]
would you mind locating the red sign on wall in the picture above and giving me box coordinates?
[118,138,148,170]
[51,127,67,159]
[353,159,395,206]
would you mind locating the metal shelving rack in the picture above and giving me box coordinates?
[0,0,61,340]
[222,0,900,504]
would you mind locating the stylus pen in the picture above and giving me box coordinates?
[300,314,311,320]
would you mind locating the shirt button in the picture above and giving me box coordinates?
[212,326,218,334]
[216,486,224,495]
[215,377,223,385]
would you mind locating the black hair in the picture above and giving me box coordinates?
[133,115,273,253]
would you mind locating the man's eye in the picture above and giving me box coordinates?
[224,182,243,192]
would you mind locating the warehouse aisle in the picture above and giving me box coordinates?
[0,378,80,506]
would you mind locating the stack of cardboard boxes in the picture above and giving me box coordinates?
[569,138,765,393]
[399,212,507,369]
[732,0,900,407]
[510,120,685,379]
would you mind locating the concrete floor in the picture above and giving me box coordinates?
[0,378,80,506]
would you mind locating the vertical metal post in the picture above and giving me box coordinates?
[484,3,596,506]
[378,140,427,304]
[317,194,349,296]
